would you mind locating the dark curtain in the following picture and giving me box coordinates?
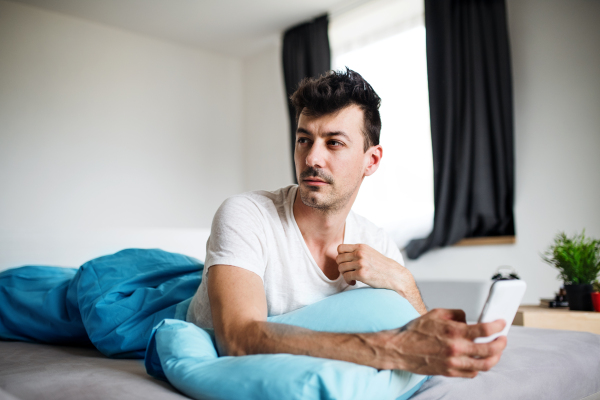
[406,0,515,259]
[282,14,331,182]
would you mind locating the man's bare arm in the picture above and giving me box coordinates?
[206,264,507,378]
[337,244,427,314]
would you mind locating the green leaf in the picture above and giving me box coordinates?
[541,230,600,285]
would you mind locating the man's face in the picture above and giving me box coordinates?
[294,104,379,213]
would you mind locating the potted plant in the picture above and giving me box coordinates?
[593,281,600,312]
[542,231,600,311]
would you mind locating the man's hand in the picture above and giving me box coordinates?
[336,244,426,314]
[370,308,507,377]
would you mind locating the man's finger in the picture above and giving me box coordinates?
[457,337,507,358]
[431,308,467,323]
[465,320,506,340]
[447,353,502,372]
[337,244,358,254]
[335,252,355,265]
[342,270,360,285]
[446,369,479,379]
[337,261,359,273]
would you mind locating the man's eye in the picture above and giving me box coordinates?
[297,138,309,144]
[329,140,343,146]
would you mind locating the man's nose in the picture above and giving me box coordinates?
[305,141,326,168]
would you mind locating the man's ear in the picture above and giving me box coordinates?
[364,145,383,177]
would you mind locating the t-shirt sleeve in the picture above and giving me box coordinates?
[204,195,267,281]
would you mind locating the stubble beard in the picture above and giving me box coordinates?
[298,167,360,215]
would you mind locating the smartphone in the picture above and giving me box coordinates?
[474,279,527,344]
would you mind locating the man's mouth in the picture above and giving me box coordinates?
[303,177,329,186]
[299,167,333,186]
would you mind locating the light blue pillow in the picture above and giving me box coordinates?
[146,288,429,400]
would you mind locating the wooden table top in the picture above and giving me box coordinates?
[515,305,600,334]
[518,305,599,315]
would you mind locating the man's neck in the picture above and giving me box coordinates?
[292,189,352,250]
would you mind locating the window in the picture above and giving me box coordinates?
[329,0,434,248]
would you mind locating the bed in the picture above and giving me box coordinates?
[1,230,599,400]
[1,326,599,400]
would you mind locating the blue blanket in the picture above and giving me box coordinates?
[0,249,203,358]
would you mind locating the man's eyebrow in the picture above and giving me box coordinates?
[296,127,312,136]
[323,131,352,141]
[296,128,352,142]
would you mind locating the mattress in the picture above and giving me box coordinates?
[0,341,188,400]
[1,326,599,400]
[411,326,600,400]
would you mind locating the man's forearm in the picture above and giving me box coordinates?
[221,310,507,378]
[400,287,428,315]
[390,274,427,315]
[222,319,401,371]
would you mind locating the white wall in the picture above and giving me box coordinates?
[241,40,294,192]
[2,0,598,306]
[406,0,600,304]
[0,0,244,235]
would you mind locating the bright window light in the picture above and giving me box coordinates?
[331,21,434,248]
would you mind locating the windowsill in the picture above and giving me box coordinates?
[453,236,516,247]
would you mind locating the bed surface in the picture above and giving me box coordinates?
[1,326,599,400]
[0,342,188,400]
[411,326,600,400]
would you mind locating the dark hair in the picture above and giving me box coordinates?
[290,68,381,152]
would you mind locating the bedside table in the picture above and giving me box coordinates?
[513,306,600,335]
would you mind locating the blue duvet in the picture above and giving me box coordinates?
[0,249,202,358]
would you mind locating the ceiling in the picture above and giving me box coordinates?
[9,0,368,57]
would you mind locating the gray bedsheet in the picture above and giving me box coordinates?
[0,342,189,400]
[412,326,600,400]
[0,388,20,400]
[1,326,599,400]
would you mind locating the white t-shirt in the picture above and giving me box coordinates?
[187,185,405,329]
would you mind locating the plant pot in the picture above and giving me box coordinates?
[564,284,594,311]
[592,292,600,312]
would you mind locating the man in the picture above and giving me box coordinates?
[187,68,506,378]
